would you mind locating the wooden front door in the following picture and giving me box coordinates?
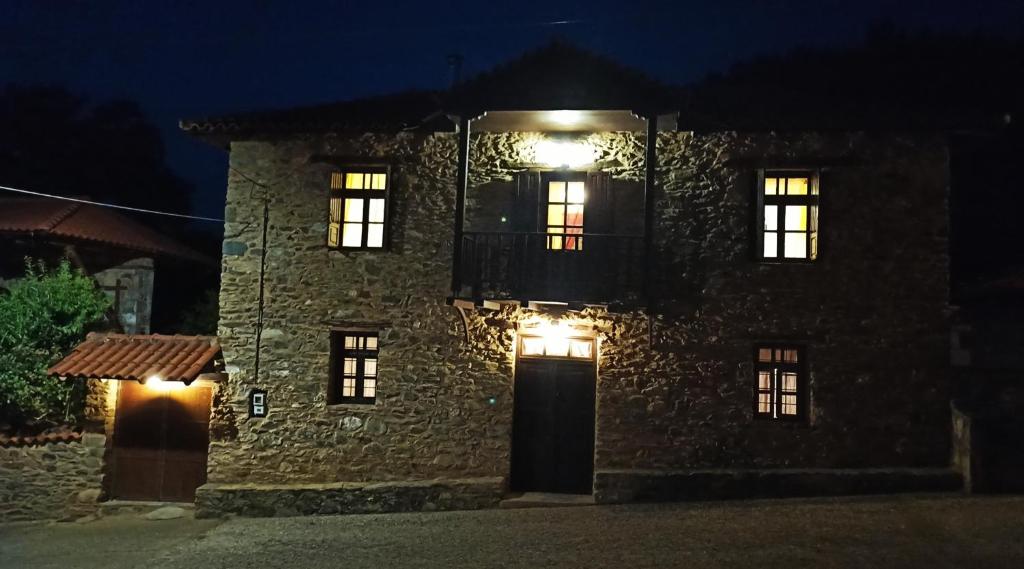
[110,380,212,502]
[511,357,596,494]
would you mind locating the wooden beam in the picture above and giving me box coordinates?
[450,116,471,296]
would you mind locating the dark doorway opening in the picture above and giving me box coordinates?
[511,344,596,495]
[109,380,211,502]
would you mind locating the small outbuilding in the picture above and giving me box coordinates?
[48,333,223,502]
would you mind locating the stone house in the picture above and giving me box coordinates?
[175,42,958,516]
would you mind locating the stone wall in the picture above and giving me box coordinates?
[210,129,951,498]
[0,434,106,522]
[93,257,155,334]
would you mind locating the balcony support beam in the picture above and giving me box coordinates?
[450,115,472,296]
[642,114,658,312]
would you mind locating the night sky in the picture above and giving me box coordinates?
[3,0,1022,219]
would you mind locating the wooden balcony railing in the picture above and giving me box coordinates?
[455,231,645,304]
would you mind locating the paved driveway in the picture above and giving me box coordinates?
[3,495,1024,569]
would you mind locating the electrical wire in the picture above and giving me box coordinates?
[0,184,224,223]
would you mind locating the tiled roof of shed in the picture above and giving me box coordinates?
[180,41,682,136]
[0,430,82,448]
[48,333,221,383]
[0,199,211,263]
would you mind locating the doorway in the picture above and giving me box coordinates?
[109,380,212,502]
[510,334,597,494]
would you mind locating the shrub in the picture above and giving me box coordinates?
[0,259,110,428]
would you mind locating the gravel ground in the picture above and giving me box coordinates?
[3,494,1024,569]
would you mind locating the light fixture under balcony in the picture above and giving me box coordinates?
[534,140,598,169]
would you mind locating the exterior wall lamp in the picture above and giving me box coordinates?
[534,140,598,169]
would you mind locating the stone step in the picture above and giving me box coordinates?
[500,492,597,509]
[99,500,194,518]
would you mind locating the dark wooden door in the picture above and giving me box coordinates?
[111,381,211,502]
[511,358,596,494]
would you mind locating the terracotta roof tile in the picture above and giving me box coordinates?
[0,198,212,263]
[47,333,222,383]
[0,431,82,448]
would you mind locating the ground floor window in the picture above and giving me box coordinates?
[329,332,379,404]
[754,346,806,421]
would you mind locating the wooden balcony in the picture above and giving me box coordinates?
[453,231,645,305]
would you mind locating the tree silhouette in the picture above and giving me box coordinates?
[0,85,195,234]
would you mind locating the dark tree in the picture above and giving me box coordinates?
[0,85,195,232]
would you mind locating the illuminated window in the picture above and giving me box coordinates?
[518,335,594,360]
[546,178,585,251]
[328,170,388,250]
[329,332,379,404]
[758,171,819,261]
[754,346,805,421]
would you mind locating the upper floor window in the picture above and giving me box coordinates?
[328,169,388,250]
[545,177,585,251]
[754,346,806,421]
[758,171,819,261]
[328,332,379,405]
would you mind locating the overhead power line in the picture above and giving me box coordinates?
[0,184,223,223]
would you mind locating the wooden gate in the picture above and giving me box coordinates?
[110,380,211,502]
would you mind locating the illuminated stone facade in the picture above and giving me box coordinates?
[201,129,956,515]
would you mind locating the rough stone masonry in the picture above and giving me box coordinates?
[204,129,953,516]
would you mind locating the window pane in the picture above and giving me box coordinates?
[328,224,340,247]
[782,372,798,391]
[368,199,385,223]
[365,336,378,350]
[363,380,376,398]
[367,224,384,248]
[548,181,565,203]
[783,349,799,363]
[764,205,778,231]
[344,198,364,222]
[785,206,807,231]
[784,233,807,258]
[371,173,387,190]
[547,228,563,250]
[567,182,585,204]
[786,177,808,195]
[331,172,344,190]
[342,224,362,247]
[758,371,772,389]
[763,232,778,257]
[566,205,584,227]
[546,336,570,357]
[343,358,357,375]
[781,394,798,415]
[758,393,772,413]
[345,173,364,190]
[344,336,357,349]
[757,348,772,362]
[342,376,356,397]
[569,340,593,359]
[364,358,377,377]
[521,336,545,356]
[547,204,565,226]
[764,177,777,195]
